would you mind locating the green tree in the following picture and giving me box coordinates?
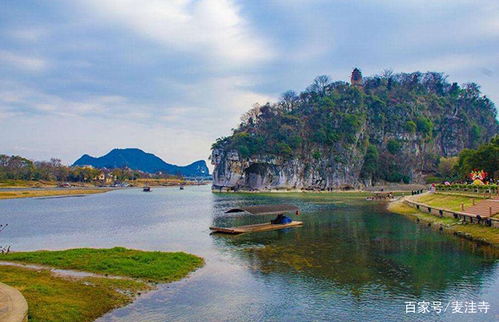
[415,116,433,137]
[405,120,416,133]
[387,139,402,155]
[455,136,499,179]
[360,145,379,179]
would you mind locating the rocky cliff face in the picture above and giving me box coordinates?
[211,71,499,191]
[211,149,364,190]
[211,128,473,191]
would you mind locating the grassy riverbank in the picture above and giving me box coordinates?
[388,198,499,247]
[412,193,488,212]
[0,180,58,188]
[0,188,110,200]
[0,265,151,321]
[0,247,204,321]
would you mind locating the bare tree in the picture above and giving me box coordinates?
[280,90,299,111]
[240,103,262,125]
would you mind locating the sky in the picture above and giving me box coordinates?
[1,0,498,170]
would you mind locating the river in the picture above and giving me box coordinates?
[0,185,497,321]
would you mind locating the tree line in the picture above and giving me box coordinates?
[0,155,179,182]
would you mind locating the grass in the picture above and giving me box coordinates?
[0,180,58,188]
[0,247,204,321]
[388,200,499,247]
[0,265,151,322]
[0,247,204,282]
[413,192,487,211]
[0,189,109,200]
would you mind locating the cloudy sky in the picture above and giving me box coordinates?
[1,0,498,169]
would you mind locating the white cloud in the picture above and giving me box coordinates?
[7,28,47,42]
[80,0,273,65]
[0,82,146,118]
[0,50,48,72]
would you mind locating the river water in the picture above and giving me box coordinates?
[0,185,497,321]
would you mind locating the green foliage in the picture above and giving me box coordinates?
[415,116,433,137]
[212,70,498,186]
[377,152,411,183]
[360,144,379,179]
[276,142,293,157]
[387,139,402,154]
[469,124,483,147]
[0,154,159,183]
[405,120,416,133]
[435,183,498,193]
[385,172,411,184]
[312,151,322,160]
[229,132,266,158]
[455,136,499,179]
[424,176,442,184]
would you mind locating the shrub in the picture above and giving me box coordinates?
[387,139,402,154]
[416,116,433,137]
[405,120,417,133]
[425,176,441,184]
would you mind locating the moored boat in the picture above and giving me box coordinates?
[210,204,303,234]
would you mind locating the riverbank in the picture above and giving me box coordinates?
[0,247,204,321]
[212,189,412,195]
[0,188,111,200]
[388,195,499,247]
[134,178,209,187]
[0,180,59,188]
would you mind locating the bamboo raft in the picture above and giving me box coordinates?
[210,221,303,234]
[210,204,303,234]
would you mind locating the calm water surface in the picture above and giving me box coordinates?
[0,185,498,321]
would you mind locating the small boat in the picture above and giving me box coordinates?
[179,185,184,190]
[143,186,151,192]
[210,204,303,234]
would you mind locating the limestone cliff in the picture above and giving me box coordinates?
[211,70,498,191]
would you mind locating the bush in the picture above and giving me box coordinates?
[387,139,402,154]
[425,176,441,184]
[360,145,379,179]
[385,172,410,183]
[416,116,433,137]
[405,120,416,133]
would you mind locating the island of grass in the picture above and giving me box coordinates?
[0,247,204,321]
[388,194,499,247]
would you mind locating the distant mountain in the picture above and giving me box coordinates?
[72,148,210,177]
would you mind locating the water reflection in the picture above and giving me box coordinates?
[211,193,498,316]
